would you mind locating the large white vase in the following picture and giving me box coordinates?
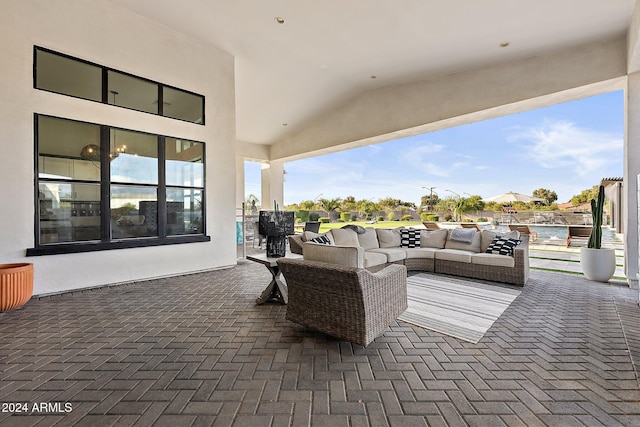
[579,247,616,282]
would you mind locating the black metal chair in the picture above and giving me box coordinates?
[303,221,321,233]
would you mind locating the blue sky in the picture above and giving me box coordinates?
[245,90,623,207]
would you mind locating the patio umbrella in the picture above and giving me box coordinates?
[483,191,544,204]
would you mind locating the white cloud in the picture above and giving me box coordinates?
[510,120,622,177]
[397,143,451,177]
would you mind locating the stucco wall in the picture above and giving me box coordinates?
[0,0,237,295]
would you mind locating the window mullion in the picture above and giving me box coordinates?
[158,136,167,238]
[100,126,111,242]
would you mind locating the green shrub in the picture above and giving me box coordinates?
[351,214,358,221]
[296,210,309,222]
[444,213,453,221]
[421,213,439,222]
[319,217,330,223]
[340,212,350,222]
[401,214,413,221]
[462,218,473,222]
[377,215,384,222]
[309,212,320,221]
[477,217,487,222]
[388,212,395,221]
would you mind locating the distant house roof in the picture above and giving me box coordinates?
[557,201,591,212]
[601,177,623,186]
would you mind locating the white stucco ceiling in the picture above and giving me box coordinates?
[107,0,634,145]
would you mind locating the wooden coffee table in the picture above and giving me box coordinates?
[247,253,303,305]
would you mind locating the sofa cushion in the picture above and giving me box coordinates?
[303,242,363,268]
[364,251,388,268]
[403,247,438,259]
[435,249,473,263]
[376,228,402,248]
[367,248,406,263]
[444,230,482,253]
[400,228,420,248]
[420,229,447,249]
[471,253,515,268]
[358,227,380,250]
[481,230,519,252]
[302,230,335,244]
[486,237,521,256]
[330,228,360,247]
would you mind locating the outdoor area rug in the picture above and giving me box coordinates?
[399,273,521,343]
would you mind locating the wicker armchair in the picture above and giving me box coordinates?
[277,258,407,347]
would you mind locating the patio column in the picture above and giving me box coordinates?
[260,160,284,210]
[236,156,245,213]
[624,73,640,291]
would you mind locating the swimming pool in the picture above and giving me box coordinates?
[494,225,620,243]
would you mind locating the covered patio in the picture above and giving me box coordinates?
[2,264,639,425]
[3,1,640,425]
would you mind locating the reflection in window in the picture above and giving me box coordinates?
[35,48,102,102]
[34,46,205,124]
[34,113,206,251]
[110,129,158,184]
[166,138,203,186]
[163,86,205,123]
[111,186,158,239]
[107,71,158,115]
[38,116,101,181]
[39,182,101,243]
[167,188,203,235]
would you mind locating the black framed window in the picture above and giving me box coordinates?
[30,114,208,256]
[34,46,205,125]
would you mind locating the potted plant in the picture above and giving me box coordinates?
[0,263,34,311]
[579,185,616,282]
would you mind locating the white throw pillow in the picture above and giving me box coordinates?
[376,228,402,248]
[420,229,447,249]
[357,227,380,250]
[330,228,361,247]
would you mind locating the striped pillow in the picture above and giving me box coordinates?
[309,234,332,245]
[400,228,420,248]
[486,237,521,256]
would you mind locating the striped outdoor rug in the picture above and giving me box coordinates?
[399,273,521,343]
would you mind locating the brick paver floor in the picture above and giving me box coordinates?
[1,260,640,426]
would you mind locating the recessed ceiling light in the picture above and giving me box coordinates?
[500,42,510,48]
[370,75,377,79]
[274,17,285,24]
[282,123,288,126]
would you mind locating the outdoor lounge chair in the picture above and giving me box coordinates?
[422,221,440,230]
[460,223,480,230]
[508,224,538,243]
[566,225,592,247]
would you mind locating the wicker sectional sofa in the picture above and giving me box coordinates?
[288,226,529,286]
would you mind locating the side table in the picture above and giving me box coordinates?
[247,253,303,304]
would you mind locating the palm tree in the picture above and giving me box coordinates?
[318,197,342,222]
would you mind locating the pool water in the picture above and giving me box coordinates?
[495,225,620,243]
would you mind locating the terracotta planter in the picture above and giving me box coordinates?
[0,263,34,312]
